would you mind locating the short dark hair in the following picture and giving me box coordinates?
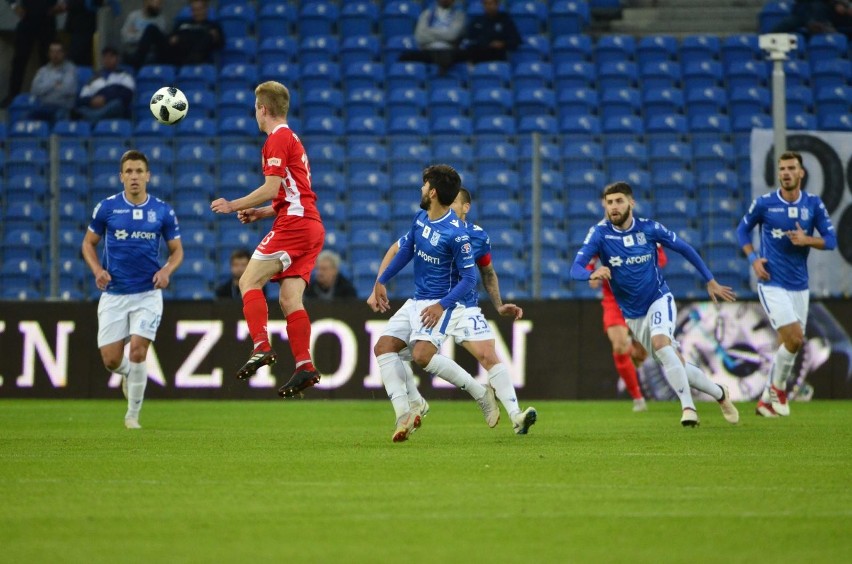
[779,151,803,167]
[457,186,471,205]
[230,248,251,262]
[423,164,461,206]
[602,181,633,199]
[120,150,149,171]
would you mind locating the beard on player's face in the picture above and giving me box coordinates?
[419,188,431,210]
[608,204,632,228]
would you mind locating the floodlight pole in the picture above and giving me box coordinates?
[760,33,797,161]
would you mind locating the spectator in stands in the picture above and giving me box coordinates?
[1,0,63,107]
[305,250,358,300]
[126,0,223,68]
[458,0,521,63]
[73,46,135,123]
[121,0,167,67]
[399,0,466,74]
[215,248,251,300]
[27,40,77,124]
[772,0,850,35]
[64,0,103,66]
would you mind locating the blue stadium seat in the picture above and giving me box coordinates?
[7,147,47,177]
[386,115,426,135]
[222,36,257,66]
[299,2,338,36]
[683,60,723,89]
[685,86,728,118]
[174,117,216,138]
[560,114,601,135]
[258,36,297,67]
[381,1,418,40]
[785,85,813,114]
[646,114,687,137]
[429,87,471,116]
[550,1,591,35]
[601,87,641,117]
[218,4,255,40]
[431,115,472,136]
[637,35,678,64]
[596,34,636,64]
[808,33,848,61]
[732,112,771,132]
[518,115,557,134]
[219,63,258,92]
[783,59,811,89]
[176,64,217,89]
[471,87,513,119]
[345,115,386,136]
[816,86,852,117]
[602,115,643,135]
[300,62,340,92]
[53,119,91,138]
[514,34,551,64]
[304,116,344,137]
[758,1,791,33]
[92,119,132,138]
[470,62,512,90]
[721,34,760,67]
[477,169,520,200]
[787,112,817,130]
[552,34,593,64]
[598,61,638,89]
[176,172,216,198]
[343,61,384,90]
[557,87,598,120]
[562,139,603,167]
[257,4,296,41]
[340,2,378,36]
[348,200,390,227]
[726,59,769,90]
[555,61,596,90]
[388,87,427,118]
[730,86,770,115]
[689,113,731,135]
[302,88,344,122]
[473,115,515,135]
[812,59,851,91]
[387,61,427,90]
[679,35,721,66]
[642,87,685,121]
[509,1,547,35]
[515,87,555,118]
[640,61,681,90]
[513,61,553,90]
[182,89,216,118]
[390,140,431,162]
[340,35,380,67]
[818,112,852,131]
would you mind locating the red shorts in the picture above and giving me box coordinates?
[254,219,325,284]
[601,288,627,331]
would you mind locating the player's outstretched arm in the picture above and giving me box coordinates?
[706,279,736,304]
[211,176,282,214]
[479,263,523,319]
[81,230,111,291]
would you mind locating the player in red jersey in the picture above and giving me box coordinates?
[211,81,325,398]
[588,245,667,411]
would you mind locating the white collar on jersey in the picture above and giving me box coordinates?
[428,209,453,224]
[775,188,802,205]
[122,193,150,207]
[611,216,635,233]
[271,123,291,135]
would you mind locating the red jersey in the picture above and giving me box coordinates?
[262,124,321,227]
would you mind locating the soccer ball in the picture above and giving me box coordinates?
[149,86,189,125]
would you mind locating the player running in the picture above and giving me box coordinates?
[368,187,537,435]
[82,149,183,429]
[369,165,500,442]
[570,181,740,427]
[736,151,837,417]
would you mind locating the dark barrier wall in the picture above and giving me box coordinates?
[1,300,851,399]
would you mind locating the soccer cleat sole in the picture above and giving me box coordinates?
[513,407,538,435]
[278,370,321,398]
[680,408,700,428]
[236,350,277,380]
[392,414,422,443]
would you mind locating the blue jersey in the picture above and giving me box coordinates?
[88,193,181,295]
[571,216,713,318]
[380,209,475,309]
[736,189,836,291]
[457,221,491,307]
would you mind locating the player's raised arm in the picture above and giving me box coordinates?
[211,175,282,214]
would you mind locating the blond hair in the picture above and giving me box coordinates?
[255,81,290,118]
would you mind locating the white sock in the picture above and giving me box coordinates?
[684,363,723,400]
[770,344,797,389]
[402,361,424,404]
[654,346,696,411]
[377,353,411,419]
[488,363,520,417]
[424,355,486,400]
[125,361,147,420]
[115,356,130,376]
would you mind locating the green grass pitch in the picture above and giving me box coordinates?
[1,399,851,563]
